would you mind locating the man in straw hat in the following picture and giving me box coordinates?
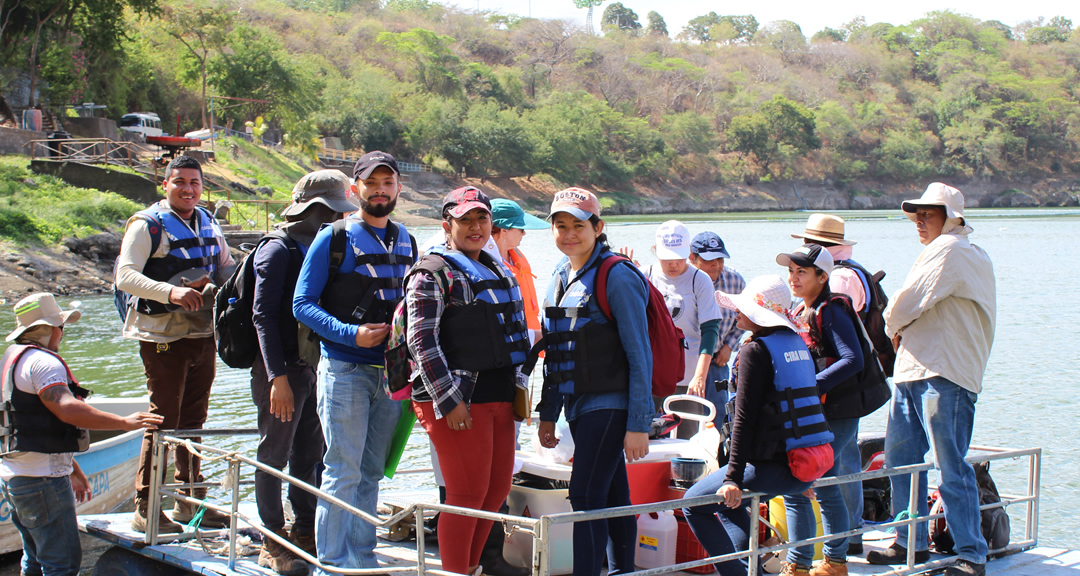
[248,170,356,574]
[2,293,162,575]
[115,155,236,534]
[867,183,996,576]
[791,213,869,315]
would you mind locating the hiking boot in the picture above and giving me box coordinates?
[258,529,308,576]
[866,542,930,565]
[809,557,848,576]
[173,485,230,529]
[779,563,811,576]
[288,525,317,557]
[943,560,986,576]
[131,497,184,534]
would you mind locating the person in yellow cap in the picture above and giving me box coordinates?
[1,293,162,576]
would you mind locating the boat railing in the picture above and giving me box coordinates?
[144,429,1040,576]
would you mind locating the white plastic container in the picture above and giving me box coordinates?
[503,485,573,575]
[635,509,678,569]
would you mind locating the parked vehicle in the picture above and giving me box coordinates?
[119,113,163,139]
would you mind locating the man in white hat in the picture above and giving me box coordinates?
[114,155,236,533]
[249,170,356,574]
[2,294,162,575]
[868,183,996,576]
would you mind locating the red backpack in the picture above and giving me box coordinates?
[595,255,686,398]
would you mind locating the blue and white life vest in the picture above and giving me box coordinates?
[0,345,90,456]
[320,218,414,326]
[541,252,629,396]
[430,246,530,371]
[757,330,833,453]
[133,204,221,315]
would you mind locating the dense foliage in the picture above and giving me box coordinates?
[5,0,1080,188]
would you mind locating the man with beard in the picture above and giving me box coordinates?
[293,152,416,575]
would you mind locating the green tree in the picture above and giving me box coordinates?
[647,11,668,36]
[378,28,462,97]
[725,95,820,171]
[154,1,234,128]
[601,3,641,34]
[680,12,722,43]
[812,27,846,43]
[759,20,806,64]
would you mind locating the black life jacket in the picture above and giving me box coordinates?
[319,218,416,326]
[0,345,90,456]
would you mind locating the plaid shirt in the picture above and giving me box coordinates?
[405,255,525,418]
[714,265,747,356]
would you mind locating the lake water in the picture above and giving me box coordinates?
[45,208,1080,550]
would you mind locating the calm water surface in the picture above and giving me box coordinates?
[49,208,1080,549]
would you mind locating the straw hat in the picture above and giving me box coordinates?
[6,293,81,342]
[791,213,856,246]
[714,275,797,331]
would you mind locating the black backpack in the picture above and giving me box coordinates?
[214,230,301,369]
[929,461,1011,556]
[835,260,896,377]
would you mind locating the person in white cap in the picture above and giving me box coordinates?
[867,183,996,576]
[1,294,162,576]
[646,220,722,438]
[681,275,831,576]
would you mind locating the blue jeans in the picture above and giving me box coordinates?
[682,461,814,576]
[885,376,987,564]
[2,475,81,576]
[568,410,636,576]
[314,358,400,573]
[705,363,731,421]
[787,417,859,562]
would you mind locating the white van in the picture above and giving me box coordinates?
[119,113,163,139]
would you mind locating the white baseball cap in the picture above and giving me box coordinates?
[655,220,691,260]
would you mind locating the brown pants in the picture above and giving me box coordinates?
[135,337,215,499]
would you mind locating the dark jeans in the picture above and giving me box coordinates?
[136,337,215,498]
[251,354,323,532]
[568,410,636,576]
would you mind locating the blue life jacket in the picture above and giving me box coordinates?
[132,204,221,316]
[756,330,833,454]
[428,246,530,371]
[0,345,90,456]
[320,218,414,326]
[541,252,629,396]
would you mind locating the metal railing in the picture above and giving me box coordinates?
[143,429,1040,576]
[24,137,144,166]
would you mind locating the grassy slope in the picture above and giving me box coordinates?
[0,156,142,245]
[201,137,313,230]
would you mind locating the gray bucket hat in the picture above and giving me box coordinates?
[280,170,357,221]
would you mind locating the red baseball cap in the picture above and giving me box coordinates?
[442,186,492,219]
[548,187,600,221]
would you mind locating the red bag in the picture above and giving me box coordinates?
[595,255,687,398]
[787,443,834,483]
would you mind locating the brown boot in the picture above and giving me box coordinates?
[288,525,317,558]
[258,529,309,576]
[780,563,811,576]
[173,486,230,529]
[809,557,848,576]
[131,496,184,534]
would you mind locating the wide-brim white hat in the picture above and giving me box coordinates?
[714,274,797,331]
[902,183,966,221]
[6,293,81,342]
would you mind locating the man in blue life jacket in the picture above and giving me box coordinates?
[115,155,236,534]
[250,171,355,575]
[293,152,414,575]
[2,293,163,576]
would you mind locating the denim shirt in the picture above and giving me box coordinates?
[538,245,654,434]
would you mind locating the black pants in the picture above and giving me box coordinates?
[250,353,323,532]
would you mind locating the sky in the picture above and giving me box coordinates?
[440,0,1079,37]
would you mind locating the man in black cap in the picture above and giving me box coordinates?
[688,231,745,414]
[293,152,416,575]
[251,170,356,575]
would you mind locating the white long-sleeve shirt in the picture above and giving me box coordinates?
[883,228,996,393]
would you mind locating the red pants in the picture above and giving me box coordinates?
[415,401,515,574]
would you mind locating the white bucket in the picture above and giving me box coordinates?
[635,509,677,569]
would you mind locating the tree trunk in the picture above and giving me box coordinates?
[26,3,64,108]
[200,56,208,129]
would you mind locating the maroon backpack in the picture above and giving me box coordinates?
[595,255,687,398]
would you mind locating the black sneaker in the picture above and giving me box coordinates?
[847,542,863,555]
[865,542,930,565]
[943,560,985,576]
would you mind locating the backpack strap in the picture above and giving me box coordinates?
[595,254,632,322]
[326,218,349,283]
[130,212,163,256]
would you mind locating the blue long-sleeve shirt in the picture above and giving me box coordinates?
[814,302,864,394]
[539,245,655,434]
[292,221,387,366]
[253,236,307,380]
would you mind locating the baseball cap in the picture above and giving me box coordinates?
[654,220,691,260]
[491,198,548,230]
[548,188,601,221]
[776,243,834,275]
[280,170,357,220]
[690,231,730,261]
[353,151,399,180]
[442,186,492,219]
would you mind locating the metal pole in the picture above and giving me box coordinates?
[415,505,427,575]
[748,494,760,576]
[906,469,919,567]
[209,97,216,158]
[228,459,241,570]
[537,516,551,576]
[1028,449,1041,544]
[146,430,164,545]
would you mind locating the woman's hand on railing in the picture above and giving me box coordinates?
[717,483,743,508]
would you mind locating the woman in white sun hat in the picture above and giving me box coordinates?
[681,275,833,576]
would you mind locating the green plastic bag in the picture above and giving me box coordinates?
[384,400,416,479]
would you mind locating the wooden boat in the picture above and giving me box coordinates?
[0,397,149,554]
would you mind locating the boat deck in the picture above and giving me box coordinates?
[78,509,1080,576]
